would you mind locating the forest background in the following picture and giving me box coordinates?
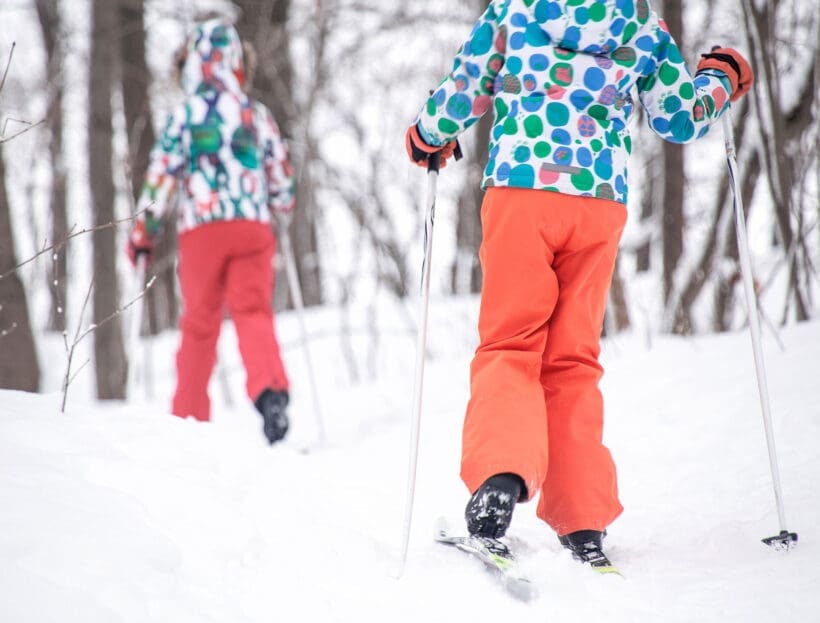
[0,0,817,400]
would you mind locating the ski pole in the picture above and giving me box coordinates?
[396,150,442,578]
[277,218,327,445]
[126,255,146,401]
[397,139,462,576]
[720,110,797,551]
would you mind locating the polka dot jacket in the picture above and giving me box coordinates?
[415,0,733,205]
[137,19,295,236]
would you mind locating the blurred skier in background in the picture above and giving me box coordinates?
[127,15,295,444]
[406,0,752,569]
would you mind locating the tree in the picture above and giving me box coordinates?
[88,0,127,399]
[235,0,324,308]
[450,108,488,295]
[120,0,177,335]
[660,0,685,307]
[0,143,40,391]
[667,0,819,333]
[34,0,69,333]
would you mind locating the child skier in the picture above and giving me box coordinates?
[127,17,296,444]
[406,0,752,567]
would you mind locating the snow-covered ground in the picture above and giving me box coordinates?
[1,297,818,622]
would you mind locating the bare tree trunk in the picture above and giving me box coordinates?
[635,169,655,272]
[119,0,153,201]
[606,256,631,334]
[779,41,818,322]
[662,141,684,301]
[634,103,659,274]
[119,0,178,334]
[89,0,127,399]
[289,166,324,306]
[451,113,488,294]
[236,0,324,308]
[660,0,685,307]
[236,0,294,136]
[0,145,40,391]
[35,0,69,333]
[287,0,323,308]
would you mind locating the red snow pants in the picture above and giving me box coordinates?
[461,187,626,536]
[172,220,289,421]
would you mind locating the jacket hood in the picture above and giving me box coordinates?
[520,0,651,54]
[179,18,246,96]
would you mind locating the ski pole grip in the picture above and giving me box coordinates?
[427,151,441,174]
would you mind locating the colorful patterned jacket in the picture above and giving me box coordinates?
[137,19,294,236]
[415,0,733,204]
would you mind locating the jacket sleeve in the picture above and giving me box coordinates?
[135,105,187,231]
[259,104,295,214]
[636,18,733,144]
[415,2,506,146]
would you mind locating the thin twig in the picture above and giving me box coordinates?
[73,277,94,352]
[68,359,91,386]
[61,277,95,413]
[60,273,157,413]
[74,275,156,344]
[51,243,66,328]
[1,210,146,280]
[2,116,29,136]
[0,42,14,95]
[0,118,45,143]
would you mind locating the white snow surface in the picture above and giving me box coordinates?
[1,298,819,622]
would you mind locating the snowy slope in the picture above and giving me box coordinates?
[1,299,818,622]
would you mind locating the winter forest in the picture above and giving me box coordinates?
[1,0,819,621]
[0,0,816,398]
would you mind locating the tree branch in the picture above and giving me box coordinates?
[60,273,156,413]
[0,118,45,143]
[0,42,14,95]
[0,209,146,280]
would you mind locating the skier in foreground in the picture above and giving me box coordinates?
[127,16,295,444]
[406,0,752,570]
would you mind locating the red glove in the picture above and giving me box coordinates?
[126,220,154,268]
[697,47,754,102]
[405,124,460,169]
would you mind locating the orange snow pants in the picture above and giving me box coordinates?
[461,187,626,536]
[172,220,289,421]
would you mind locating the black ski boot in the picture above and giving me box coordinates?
[254,389,289,444]
[558,530,617,573]
[465,473,525,538]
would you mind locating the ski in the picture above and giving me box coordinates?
[435,523,538,602]
[560,535,623,577]
[581,553,622,577]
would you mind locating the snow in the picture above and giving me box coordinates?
[2,0,819,619]
[2,297,818,622]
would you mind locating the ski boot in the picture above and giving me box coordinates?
[465,473,525,538]
[254,388,290,444]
